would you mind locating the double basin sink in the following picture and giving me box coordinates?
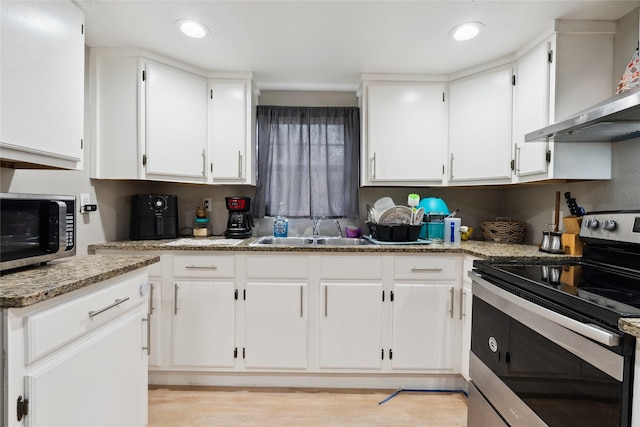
[250,236,373,246]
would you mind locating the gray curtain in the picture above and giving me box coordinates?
[254,106,360,218]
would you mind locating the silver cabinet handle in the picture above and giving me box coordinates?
[88,297,130,318]
[449,153,455,180]
[449,288,454,319]
[324,286,328,317]
[514,145,521,175]
[149,283,155,314]
[174,284,179,315]
[300,286,304,318]
[410,267,443,272]
[201,149,206,177]
[238,150,243,178]
[186,265,218,270]
[371,153,376,180]
[142,315,151,355]
[460,289,466,320]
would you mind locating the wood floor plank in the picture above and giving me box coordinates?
[148,387,468,426]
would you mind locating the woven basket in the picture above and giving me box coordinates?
[481,217,527,244]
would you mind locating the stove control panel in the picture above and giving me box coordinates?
[580,211,640,244]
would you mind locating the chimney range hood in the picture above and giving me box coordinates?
[525,85,640,143]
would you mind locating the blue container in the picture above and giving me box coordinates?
[418,198,449,239]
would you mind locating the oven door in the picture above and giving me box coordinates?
[469,271,632,427]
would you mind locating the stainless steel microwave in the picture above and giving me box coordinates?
[0,193,76,272]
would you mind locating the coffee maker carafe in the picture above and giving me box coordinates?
[225,197,253,238]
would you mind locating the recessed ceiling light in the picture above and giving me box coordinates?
[450,22,484,41]
[177,19,209,38]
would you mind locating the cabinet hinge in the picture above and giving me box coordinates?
[512,75,516,86]
[548,50,554,64]
[142,154,147,166]
[243,289,246,300]
[81,24,84,35]
[142,70,146,81]
[17,396,29,421]
[81,138,84,150]
[234,347,238,358]
[510,159,515,171]
[382,291,384,302]
[389,349,393,360]
[390,290,394,302]
[210,89,213,100]
[545,150,551,163]
[381,349,384,360]
[243,347,246,359]
[442,164,445,175]
[234,289,238,300]
[442,92,445,102]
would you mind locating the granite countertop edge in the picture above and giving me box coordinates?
[0,255,160,309]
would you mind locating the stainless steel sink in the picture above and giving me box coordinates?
[251,236,315,246]
[250,236,372,246]
[315,237,372,246]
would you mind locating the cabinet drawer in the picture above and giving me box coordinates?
[245,255,309,279]
[25,270,148,364]
[393,256,460,281]
[319,256,383,280]
[173,254,235,278]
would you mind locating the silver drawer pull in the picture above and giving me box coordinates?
[186,265,218,270]
[89,297,130,318]
[410,267,443,272]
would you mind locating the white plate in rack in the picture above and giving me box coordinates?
[378,206,412,224]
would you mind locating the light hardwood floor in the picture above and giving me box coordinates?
[148,386,468,426]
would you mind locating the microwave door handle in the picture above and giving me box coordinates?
[48,201,67,254]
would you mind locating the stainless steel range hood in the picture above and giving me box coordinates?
[525,86,640,143]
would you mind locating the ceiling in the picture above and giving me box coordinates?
[77,1,639,91]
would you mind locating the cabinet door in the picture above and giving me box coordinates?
[24,306,148,427]
[144,60,208,182]
[244,282,308,369]
[319,282,384,369]
[391,283,456,371]
[172,281,235,368]
[512,41,551,180]
[365,83,446,184]
[209,79,248,182]
[448,67,513,183]
[0,0,84,169]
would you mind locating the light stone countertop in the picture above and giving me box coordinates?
[0,255,159,308]
[619,319,640,339]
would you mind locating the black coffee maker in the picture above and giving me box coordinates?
[225,197,253,238]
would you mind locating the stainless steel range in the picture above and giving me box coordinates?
[469,210,640,426]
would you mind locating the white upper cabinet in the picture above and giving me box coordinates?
[0,0,84,170]
[144,60,208,182]
[208,79,256,185]
[448,66,513,184]
[512,24,615,183]
[90,48,255,185]
[360,80,447,186]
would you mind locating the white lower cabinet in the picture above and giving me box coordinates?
[391,283,456,370]
[3,269,149,427]
[172,280,236,368]
[319,282,384,370]
[243,282,308,369]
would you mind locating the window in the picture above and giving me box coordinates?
[254,106,360,218]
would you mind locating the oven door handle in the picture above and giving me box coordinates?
[470,271,621,347]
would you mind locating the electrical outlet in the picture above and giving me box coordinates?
[80,193,90,210]
[203,198,212,212]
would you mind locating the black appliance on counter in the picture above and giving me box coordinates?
[469,211,640,426]
[0,193,76,271]
[224,197,253,238]
[130,194,178,240]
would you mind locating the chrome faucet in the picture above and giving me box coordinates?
[312,216,323,236]
[335,220,343,237]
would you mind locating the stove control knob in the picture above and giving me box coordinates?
[588,219,600,230]
[603,219,617,232]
